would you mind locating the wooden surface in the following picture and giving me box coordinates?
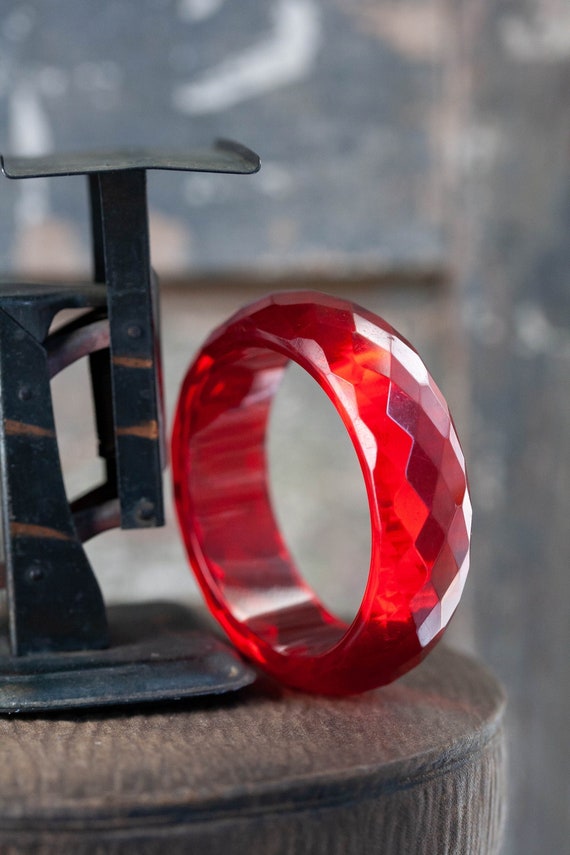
[0,643,506,854]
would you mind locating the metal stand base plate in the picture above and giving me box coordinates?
[0,601,256,713]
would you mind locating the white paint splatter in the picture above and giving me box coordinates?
[178,0,226,22]
[463,300,507,347]
[256,162,293,198]
[515,302,570,358]
[501,8,570,61]
[184,173,217,206]
[9,82,53,156]
[9,81,53,227]
[173,0,321,114]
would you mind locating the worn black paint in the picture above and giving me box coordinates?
[0,144,258,708]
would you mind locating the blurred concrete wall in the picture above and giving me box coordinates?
[0,0,445,277]
[1,3,569,854]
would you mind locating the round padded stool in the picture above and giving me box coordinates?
[0,628,506,854]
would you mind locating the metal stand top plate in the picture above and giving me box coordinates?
[1,139,260,179]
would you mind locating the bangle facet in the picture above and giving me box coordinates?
[172,292,471,694]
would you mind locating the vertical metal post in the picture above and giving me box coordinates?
[89,170,164,529]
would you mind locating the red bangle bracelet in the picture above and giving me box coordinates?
[172,292,471,695]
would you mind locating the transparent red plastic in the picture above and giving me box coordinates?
[172,292,471,694]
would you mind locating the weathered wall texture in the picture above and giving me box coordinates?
[449,3,570,852]
[1,2,568,854]
[0,0,445,276]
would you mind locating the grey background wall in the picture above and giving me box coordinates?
[0,0,444,276]
[1,3,568,854]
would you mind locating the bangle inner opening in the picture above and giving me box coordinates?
[187,345,371,656]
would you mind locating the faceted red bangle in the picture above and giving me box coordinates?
[172,292,471,695]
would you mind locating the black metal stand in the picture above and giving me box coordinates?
[0,141,260,710]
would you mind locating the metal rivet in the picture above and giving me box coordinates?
[18,385,32,401]
[27,566,44,583]
[127,324,142,339]
[136,498,155,523]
